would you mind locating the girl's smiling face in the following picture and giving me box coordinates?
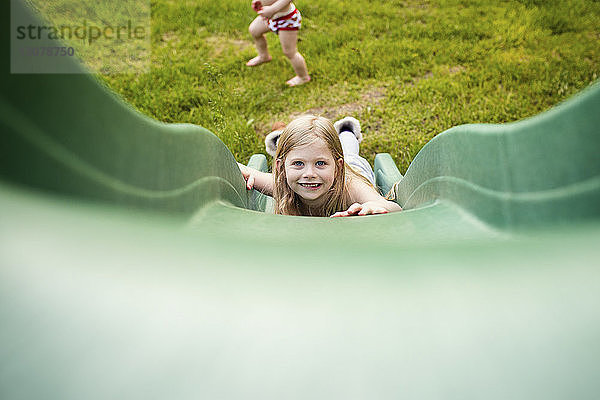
[279,138,342,207]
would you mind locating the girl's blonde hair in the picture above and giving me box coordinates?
[273,115,361,217]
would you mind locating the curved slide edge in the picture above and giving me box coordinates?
[394,81,600,230]
[0,0,251,216]
[374,153,403,196]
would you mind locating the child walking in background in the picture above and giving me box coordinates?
[246,0,311,87]
[238,115,402,217]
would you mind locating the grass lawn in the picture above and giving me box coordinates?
[100,0,600,173]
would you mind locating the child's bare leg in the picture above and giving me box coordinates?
[247,17,272,67]
[279,30,310,86]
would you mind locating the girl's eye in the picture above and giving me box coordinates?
[292,161,304,167]
[316,161,326,166]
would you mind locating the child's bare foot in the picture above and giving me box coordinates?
[246,56,271,67]
[286,75,311,87]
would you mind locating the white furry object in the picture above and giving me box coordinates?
[333,116,362,142]
[265,129,283,157]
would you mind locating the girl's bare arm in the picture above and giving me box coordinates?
[331,175,402,217]
[258,0,292,18]
[237,163,274,196]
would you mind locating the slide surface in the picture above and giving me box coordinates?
[1,1,599,399]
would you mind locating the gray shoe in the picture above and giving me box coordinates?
[265,129,283,157]
[334,116,362,142]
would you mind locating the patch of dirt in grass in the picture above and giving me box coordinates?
[291,87,386,120]
[409,65,466,86]
[448,65,466,74]
[204,35,253,57]
[405,1,430,9]
[254,87,387,136]
[160,31,179,45]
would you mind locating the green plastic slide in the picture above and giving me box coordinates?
[1,1,599,399]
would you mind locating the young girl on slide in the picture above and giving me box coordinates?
[238,115,402,217]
